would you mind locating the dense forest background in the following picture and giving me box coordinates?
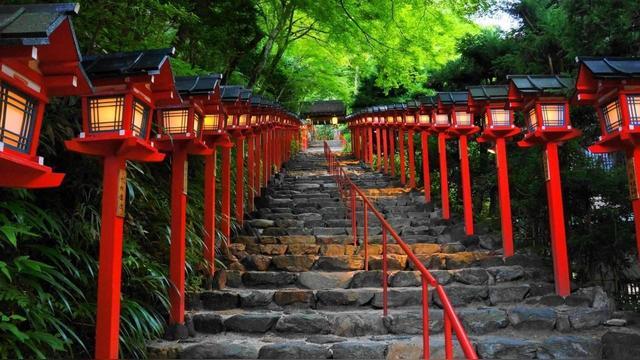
[1,0,640,358]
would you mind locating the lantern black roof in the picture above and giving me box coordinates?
[239,89,252,101]
[507,75,574,94]
[406,100,420,109]
[417,95,437,107]
[467,85,509,100]
[438,92,468,105]
[220,85,244,102]
[82,48,175,79]
[300,100,346,117]
[0,2,79,45]
[576,57,640,78]
[174,74,222,96]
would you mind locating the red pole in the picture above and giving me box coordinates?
[94,155,126,360]
[263,130,269,188]
[255,132,261,198]
[363,200,369,271]
[438,132,450,220]
[382,128,389,174]
[544,142,571,297]
[628,148,640,261]
[351,185,357,246]
[459,135,474,235]
[247,134,255,212]
[221,143,232,243]
[169,148,188,327]
[368,126,374,167]
[444,313,453,359]
[408,129,416,188]
[382,228,388,317]
[390,129,396,177]
[399,128,406,185]
[421,276,430,360]
[203,148,217,276]
[421,131,431,203]
[495,138,514,257]
[235,136,245,226]
[376,128,382,171]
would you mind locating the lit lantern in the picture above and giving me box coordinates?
[175,74,230,277]
[404,100,420,188]
[469,85,520,257]
[439,92,479,235]
[508,74,579,297]
[432,93,455,220]
[416,95,438,203]
[221,85,252,227]
[575,56,640,261]
[65,48,175,360]
[155,76,216,340]
[0,3,92,188]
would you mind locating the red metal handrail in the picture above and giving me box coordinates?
[323,142,478,360]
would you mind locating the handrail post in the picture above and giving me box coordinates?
[351,184,357,247]
[421,275,430,360]
[382,227,388,317]
[444,312,453,360]
[363,200,369,271]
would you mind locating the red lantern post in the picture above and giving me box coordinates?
[396,105,408,185]
[65,48,176,359]
[469,85,520,257]
[0,3,91,188]
[175,75,226,277]
[404,101,420,189]
[373,109,382,171]
[575,57,640,261]
[416,96,437,203]
[432,94,454,220]
[221,86,252,229]
[508,75,579,297]
[439,92,479,235]
[155,83,213,338]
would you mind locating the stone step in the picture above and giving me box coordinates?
[221,266,545,290]
[148,333,469,359]
[188,280,563,311]
[184,301,611,338]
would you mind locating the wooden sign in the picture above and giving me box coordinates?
[627,157,639,200]
[183,160,189,195]
[542,150,551,182]
[116,168,127,217]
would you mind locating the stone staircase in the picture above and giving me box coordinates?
[148,150,626,359]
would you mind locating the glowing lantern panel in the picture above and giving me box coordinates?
[88,97,125,133]
[162,109,189,134]
[490,109,512,127]
[435,114,449,125]
[455,111,472,126]
[627,95,640,125]
[527,108,538,132]
[601,100,622,133]
[540,104,565,127]
[0,84,37,153]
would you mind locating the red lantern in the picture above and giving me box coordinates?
[508,74,578,297]
[416,96,437,203]
[469,85,520,257]
[65,48,176,359]
[575,56,640,261]
[438,92,478,235]
[0,3,91,188]
[404,101,420,188]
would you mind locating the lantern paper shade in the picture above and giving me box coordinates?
[88,97,125,133]
[527,108,538,132]
[601,100,622,133]
[239,114,248,126]
[193,113,201,134]
[627,95,640,125]
[419,115,430,124]
[406,115,416,124]
[455,112,472,126]
[203,114,220,131]
[132,101,150,138]
[435,114,449,125]
[0,84,37,153]
[541,104,565,127]
[162,109,189,134]
[490,109,511,127]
